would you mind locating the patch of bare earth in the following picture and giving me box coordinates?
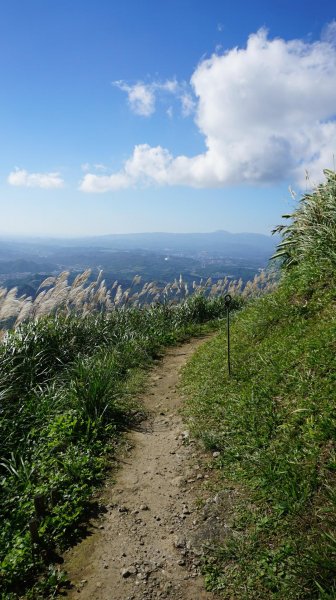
[64,336,225,600]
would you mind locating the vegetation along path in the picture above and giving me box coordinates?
[64,336,219,600]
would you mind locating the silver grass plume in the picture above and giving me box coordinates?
[132,274,142,286]
[72,268,92,289]
[114,285,123,305]
[0,288,22,321]
[38,275,56,290]
[15,298,34,325]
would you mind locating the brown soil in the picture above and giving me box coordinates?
[63,336,223,600]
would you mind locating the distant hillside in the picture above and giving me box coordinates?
[0,230,277,296]
[0,230,277,260]
[78,230,277,259]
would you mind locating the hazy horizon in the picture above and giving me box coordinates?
[0,228,276,242]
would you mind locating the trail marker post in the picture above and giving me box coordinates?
[224,294,232,376]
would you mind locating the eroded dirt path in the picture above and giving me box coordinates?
[64,336,220,600]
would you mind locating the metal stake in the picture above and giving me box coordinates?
[224,294,232,376]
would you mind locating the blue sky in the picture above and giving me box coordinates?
[0,0,335,237]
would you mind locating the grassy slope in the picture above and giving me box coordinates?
[0,296,227,598]
[182,264,336,598]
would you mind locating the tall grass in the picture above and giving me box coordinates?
[272,168,336,274]
[0,269,277,331]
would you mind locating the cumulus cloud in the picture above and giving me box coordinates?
[190,27,336,186]
[84,27,336,192]
[8,168,64,189]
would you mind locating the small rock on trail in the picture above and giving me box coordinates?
[64,336,219,600]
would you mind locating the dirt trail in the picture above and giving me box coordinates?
[64,336,221,600]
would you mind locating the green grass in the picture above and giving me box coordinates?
[0,294,229,598]
[182,278,336,598]
[182,171,336,599]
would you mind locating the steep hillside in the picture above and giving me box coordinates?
[182,171,336,599]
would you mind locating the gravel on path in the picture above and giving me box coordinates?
[64,336,221,600]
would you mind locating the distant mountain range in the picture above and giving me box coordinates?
[0,230,277,261]
[0,231,279,297]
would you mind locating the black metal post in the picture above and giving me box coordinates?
[224,294,232,376]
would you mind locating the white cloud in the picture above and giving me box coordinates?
[80,172,130,193]
[80,145,173,192]
[8,168,64,189]
[94,163,108,172]
[81,162,108,173]
[114,78,194,118]
[159,79,179,93]
[186,27,336,187]
[180,93,196,117]
[114,81,156,116]
[86,27,336,192]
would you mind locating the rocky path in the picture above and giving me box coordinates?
[64,336,221,600]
